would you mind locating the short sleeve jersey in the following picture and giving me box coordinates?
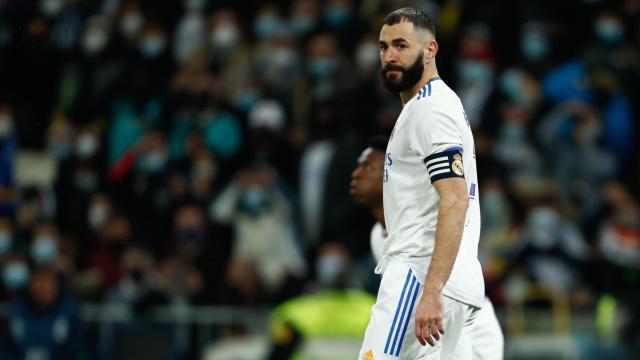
[382,78,484,307]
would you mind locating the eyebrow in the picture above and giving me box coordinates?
[379,37,409,46]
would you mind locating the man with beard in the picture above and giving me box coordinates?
[358,8,485,359]
[351,138,504,360]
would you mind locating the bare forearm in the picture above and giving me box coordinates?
[424,197,468,294]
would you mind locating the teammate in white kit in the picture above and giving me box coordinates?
[351,139,504,359]
[357,7,487,359]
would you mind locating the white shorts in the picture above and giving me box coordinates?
[359,259,479,359]
[472,298,504,360]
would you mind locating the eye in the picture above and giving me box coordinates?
[398,43,407,49]
[379,44,387,51]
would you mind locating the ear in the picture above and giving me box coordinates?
[424,40,438,64]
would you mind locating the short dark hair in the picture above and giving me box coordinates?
[368,136,388,152]
[384,7,436,37]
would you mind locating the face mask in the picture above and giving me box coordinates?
[240,186,268,214]
[324,5,350,27]
[40,0,65,17]
[0,114,13,138]
[482,191,506,217]
[3,262,29,289]
[500,122,525,143]
[31,236,58,264]
[308,57,338,78]
[120,12,144,38]
[316,254,345,284]
[356,42,379,72]
[290,14,315,36]
[499,70,532,108]
[88,204,109,230]
[140,151,167,173]
[254,15,281,40]
[233,90,260,112]
[210,23,239,49]
[527,207,560,247]
[521,32,549,61]
[49,141,71,160]
[183,0,206,12]
[459,60,492,83]
[0,231,12,253]
[82,29,108,55]
[179,227,204,242]
[271,47,298,69]
[76,133,99,159]
[140,36,166,58]
[595,20,623,43]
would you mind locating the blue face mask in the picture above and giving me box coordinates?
[308,57,338,78]
[3,262,29,289]
[240,186,269,215]
[499,70,533,108]
[482,191,506,216]
[49,142,71,160]
[459,61,492,83]
[290,14,315,36]
[254,15,281,40]
[31,237,58,264]
[0,231,12,254]
[140,151,167,173]
[140,36,166,58]
[324,6,350,27]
[521,33,549,61]
[500,122,526,143]
[234,90,260,113]
[595,20,623,43]
[179,228,204,242]
[316,254,345,284]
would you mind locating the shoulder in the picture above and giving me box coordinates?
[411,83,459,113]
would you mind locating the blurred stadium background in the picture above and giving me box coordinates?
[0,0,638,359]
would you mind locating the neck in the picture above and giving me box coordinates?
[399,67,439,105]
[370,202,385,230]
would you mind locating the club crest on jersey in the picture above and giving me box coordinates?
[452,152,464,176]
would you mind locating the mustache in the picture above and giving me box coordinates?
[382,64,405,73]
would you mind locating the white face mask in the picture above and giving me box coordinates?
[82,29,109,54]
[183,0,206,11]
[120,12,144,38]
[40,0,65,17]
[271,47,298,69]
[356,42,379,71]
[76,132,99,159]
[210,23,239,49]
[88,204,109,230]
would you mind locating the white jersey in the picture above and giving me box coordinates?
[381,77,484,307]
[370,222,386,263]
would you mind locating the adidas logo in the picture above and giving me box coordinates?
[363,349,375,360]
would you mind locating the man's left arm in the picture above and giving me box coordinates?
[414,177,469,346]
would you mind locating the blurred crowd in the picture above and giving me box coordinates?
[0,0,639,358]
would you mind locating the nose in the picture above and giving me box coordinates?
[352,167,362,179]
[383,48,397,66]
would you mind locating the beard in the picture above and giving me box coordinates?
[381,52,424,93]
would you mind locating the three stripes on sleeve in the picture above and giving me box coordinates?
[423,147,465,183]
